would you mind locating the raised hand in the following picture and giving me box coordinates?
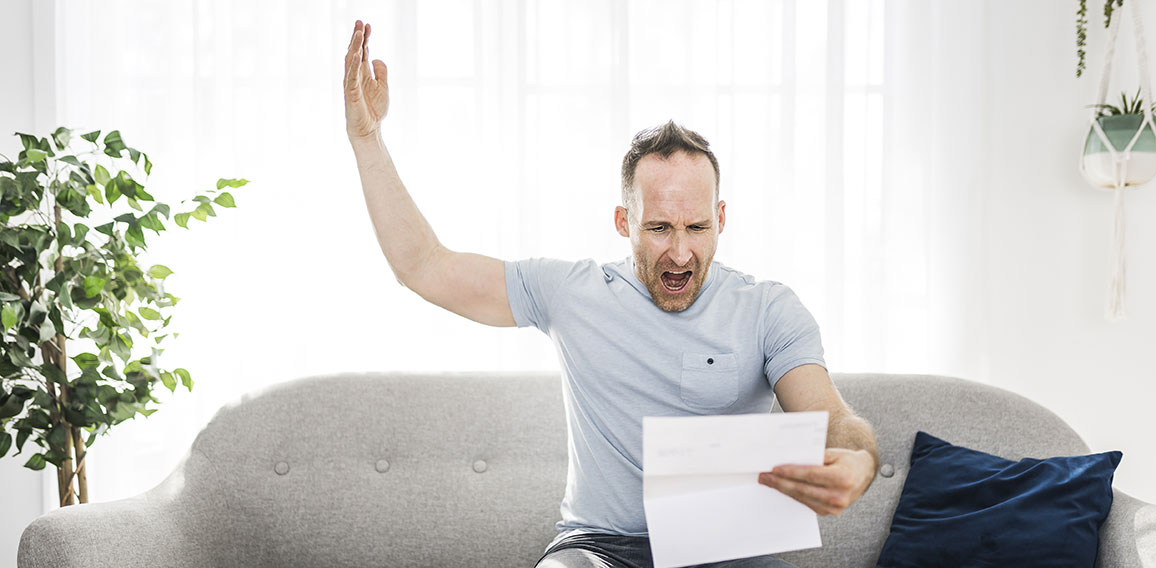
[344,20,390,141]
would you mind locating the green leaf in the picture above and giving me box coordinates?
[0,432,11,458]
[150,203,171,218]
[0,292,20,301]
[26,149,48,163]
[94,222,114,236]
[174,212,191,228]
[196,202,216,219]
[60,155,82,167]
[213,192,236,208]
[24,453,46,471]
[40,362,67,384]
[72,352,99,369]
[139,307,161,320]
[1,302,19,331]
[143,153,153,175]
[147,264,173,279]
[83,276,106,297]
[103,130,126,158]
[110,400,135,422]
[86,184,104,204]
[125,223,146,248]
[73,223,90,244]
[10,347,35,368]
[0,396,24,419]
[139,212,164,232]
[94,164,111,186]
[15,428,31,452]
[176,368,193,391]
[56,221,72,244]
[127,197,143,211]
[52,127,72,151]
[160,371,176,392]
[216,178,249,189]
[46,424,69,450]
[17,133,39,150]
[111,333,132,363]
[80,130,101,143]
[105,176,122,204]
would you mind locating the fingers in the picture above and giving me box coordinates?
[758,472,851,516]
[344,36,363,92]
[372,60,388,88]
[757,449,876,516]
[347,20,363,52]
[360,23,374,80]
[345,22,365,90]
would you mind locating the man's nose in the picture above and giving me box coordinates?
[670,232,693,266]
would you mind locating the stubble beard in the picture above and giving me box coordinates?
[635,252,709,312]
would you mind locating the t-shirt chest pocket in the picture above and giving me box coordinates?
[679,352,740,410]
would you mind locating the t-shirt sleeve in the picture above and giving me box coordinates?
[504,257,576,331]
[762,285,827,389]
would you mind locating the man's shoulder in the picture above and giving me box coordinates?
[509,257,623,286]
[712,262,788,292]
[709,262,807,314]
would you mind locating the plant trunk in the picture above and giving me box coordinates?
[49,201,88,506]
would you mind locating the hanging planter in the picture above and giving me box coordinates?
[1081,91,1156,188]
[1078,0,1156,321]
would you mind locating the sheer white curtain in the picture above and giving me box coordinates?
[47,0,983,505]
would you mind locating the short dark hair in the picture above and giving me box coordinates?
[620,121,720,213]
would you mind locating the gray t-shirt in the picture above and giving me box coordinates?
[504,256,826,539]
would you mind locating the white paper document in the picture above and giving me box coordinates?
[642,411,829,568]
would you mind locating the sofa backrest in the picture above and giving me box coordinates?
[180,372,569,567]
[169,372,1091,567]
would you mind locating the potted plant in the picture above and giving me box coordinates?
[0,127,247,506]
[1081,88,1156,188]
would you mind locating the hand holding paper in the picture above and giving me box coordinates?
[642,411,829,568]
[758,446,877,517]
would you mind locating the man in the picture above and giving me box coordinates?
[344,20,878,568]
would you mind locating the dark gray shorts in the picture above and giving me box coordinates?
[534,532,799,568]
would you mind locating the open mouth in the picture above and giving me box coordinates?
[660,270,692,293]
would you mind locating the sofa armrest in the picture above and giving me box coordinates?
[1096,489,1156,568]
[17,490,204,568]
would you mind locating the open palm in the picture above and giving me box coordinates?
[344,21,389,140]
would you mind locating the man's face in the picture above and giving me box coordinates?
[615,151,725,312]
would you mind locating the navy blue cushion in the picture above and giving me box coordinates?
[875,431,1121,568]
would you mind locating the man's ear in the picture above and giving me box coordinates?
[717,200,726,235]
[615,206,630,238]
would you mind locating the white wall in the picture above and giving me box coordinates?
[0,4,51,566]
[975,0,1156,504]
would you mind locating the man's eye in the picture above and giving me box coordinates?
[690,225,706,231]
[649,227,665,233]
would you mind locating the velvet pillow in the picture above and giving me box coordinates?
[875,431,1121,568]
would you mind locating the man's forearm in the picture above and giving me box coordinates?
[828,410,880,472]
[350,132,443,286]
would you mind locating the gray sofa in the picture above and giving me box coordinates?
[17,373,1156,567]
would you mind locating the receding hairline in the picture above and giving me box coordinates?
[620,121,721,214]
[623,150,721,219]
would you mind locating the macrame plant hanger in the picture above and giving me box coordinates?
[1082,0,1156,321]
